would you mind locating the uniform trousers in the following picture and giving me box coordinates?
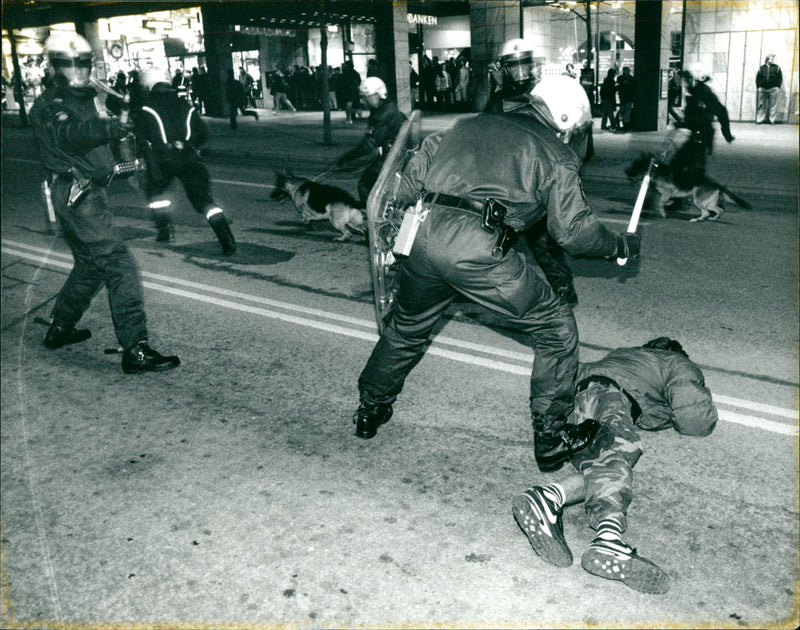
[569,379,643,532]
[145,147,214,213]
[49,178,148,350]
[358,204,579,425]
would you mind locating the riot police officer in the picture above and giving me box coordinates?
[353,75,641,472]
[336,77,406,206]
[487,39,583,307]
[30,33,180,373]
[671,64,734,192]
[136,68,236,255]
[484,37,539,113]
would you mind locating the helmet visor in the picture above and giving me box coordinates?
[51,55,93,70]
[504,59,533,83]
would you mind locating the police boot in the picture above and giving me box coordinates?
[207,210,236,255]
[122,341,181,374]
[154,212,175,243]
[353,402,393,439]
[533,414,600,472]
[43,321,91,349]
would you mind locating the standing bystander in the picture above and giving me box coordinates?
[615,66,635,132]
[756,54,782,124]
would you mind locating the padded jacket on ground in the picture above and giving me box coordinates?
[576,346,718,436]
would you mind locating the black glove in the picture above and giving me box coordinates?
[616,232,641,259]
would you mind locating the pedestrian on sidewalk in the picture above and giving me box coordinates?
[599,67,618,130]
[667,68,682,125]
[340,61,361,123]
[225,69,258,129]
[352,75,640,474]
[31,33,180,373]
[615,66,634,132]
[335,77,406,205]
[756,53,782,124]
[135,68,236,256]
[270,69,296,113]
[513,336,717,594]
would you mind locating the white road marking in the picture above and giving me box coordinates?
[3,240,797,437]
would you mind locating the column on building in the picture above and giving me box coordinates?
[201,6,234,118]
[632,0,665,131]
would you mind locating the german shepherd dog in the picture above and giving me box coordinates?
[625,152,751,222]
[270,170,367,241]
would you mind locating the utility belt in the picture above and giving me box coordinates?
[576,374,642,421]
[50,159,145,210]
[422,191,517,257]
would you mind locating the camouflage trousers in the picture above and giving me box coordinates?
[569,379,643,532]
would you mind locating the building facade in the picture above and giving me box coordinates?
[3,1,798,126]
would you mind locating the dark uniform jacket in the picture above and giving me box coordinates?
[136,82,207,152]
[683,80,733,142]
[577,347,718,435]
[398,105,618,258]
[338,99,406,164]
[30,83,119,182]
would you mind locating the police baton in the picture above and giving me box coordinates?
[617,157,654,266]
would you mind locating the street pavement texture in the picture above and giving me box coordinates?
[1,108,798,630]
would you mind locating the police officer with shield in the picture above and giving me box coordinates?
[135,68,236,255]
[30,33,180,373]
[353,71,641,472]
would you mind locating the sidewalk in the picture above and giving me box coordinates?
[199,107,799,196]
[3,106,797,196]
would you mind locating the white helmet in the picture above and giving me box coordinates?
[360,76,387,99]
[499,38,535,87]
[45,32,93,88]
[530,75,592,133]
[140,67,170,92]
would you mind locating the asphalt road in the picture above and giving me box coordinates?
[1,112,798,629]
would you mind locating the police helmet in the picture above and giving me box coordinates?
[360,76,388,99]
[140,67,171,92]
[45,32,93,88]
[530,75,592,133]
[499,38,535,87]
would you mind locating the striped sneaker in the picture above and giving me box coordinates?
[512,487,573,567]
[581,540,671,594]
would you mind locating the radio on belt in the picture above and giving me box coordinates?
[392,197,429,258]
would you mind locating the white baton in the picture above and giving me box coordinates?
[617,160,652,266]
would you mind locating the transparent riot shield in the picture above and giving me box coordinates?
[366,110,423,333]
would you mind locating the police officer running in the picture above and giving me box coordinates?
[353,72,641,472]
[671,64,734,194]
[336,77,406,206]
[136,68,236,255]
[30,33,180,373]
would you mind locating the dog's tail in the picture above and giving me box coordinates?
[720,186,753,210]
[702,175,753,210]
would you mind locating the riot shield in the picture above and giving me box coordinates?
[366,109,422,333]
